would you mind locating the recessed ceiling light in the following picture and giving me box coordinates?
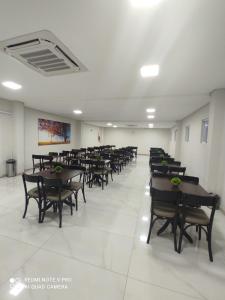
[140,64,159,78]
[113,125,118,128]
[131,0,160,8]
[2,81,22,90]
[147,115,155,119]
[73,110,82,114]
[148,123,154,128]
[107,123,112,126]
[146,108,156,113]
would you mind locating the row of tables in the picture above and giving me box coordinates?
[150,150,210,198]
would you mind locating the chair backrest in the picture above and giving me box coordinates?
[152,172,198,182]
[41,177,63,201]
[181,193,217,208]
[151,165,168,174]
[49,152,58,157]
[169,166,186,175]
[179,175,199,184]
[181,193,218,224]
[66,164,86,172]
[151,187,181,206]
[22,173,42,198]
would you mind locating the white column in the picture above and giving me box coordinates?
[12,101,25,174]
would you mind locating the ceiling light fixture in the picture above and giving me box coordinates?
[147,115,155,119]
[146,108,156,113]
[131,0,160,8]
[73,110,82,114]
[113,125,118,128]
[107,123,112,126]
[2,81,22,90]
[140,64,159,78]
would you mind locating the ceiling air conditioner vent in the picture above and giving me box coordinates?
[0,30,87,76]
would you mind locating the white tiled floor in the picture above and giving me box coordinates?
[0,156,225,299]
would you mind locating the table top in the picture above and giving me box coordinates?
[35,169,82,182]
[151,177,209,197]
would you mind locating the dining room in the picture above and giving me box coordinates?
[1,1,225,300]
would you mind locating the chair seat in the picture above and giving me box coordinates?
[65,181,82,191]
[28,187,39,198]
[182,207,209,225]
[153,205,177,218]
[93,169,108,175]
[46,189,73,201]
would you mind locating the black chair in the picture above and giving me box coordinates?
[32,155,42,173]
[41,155,53,170]
[49,152,58,162]
[147,187,181,251]
[90,160,109,190]
[178,193,218,261]
[41,177,74,228]
[22,173,43,222]
[64,165,86,210]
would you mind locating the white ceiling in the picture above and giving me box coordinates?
[0,0,224,127]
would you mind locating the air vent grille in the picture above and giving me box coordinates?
[0,30,87,76]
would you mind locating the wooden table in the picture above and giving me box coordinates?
[151,177,209,197]
[35,169,82,183]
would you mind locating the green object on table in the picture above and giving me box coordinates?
[161,160,168,166]
[54,165,64,173]
[170,177,182,186]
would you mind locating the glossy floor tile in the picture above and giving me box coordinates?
[0,156,225,299]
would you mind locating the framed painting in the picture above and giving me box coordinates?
[38,118,71,146]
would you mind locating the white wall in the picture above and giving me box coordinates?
[81,123,104,148]
[179,105,209,188]
[24,108,81,170]
[0,99,13,176]
[169,105,209,188]
[0,99,25,176]
[103,127,170,155]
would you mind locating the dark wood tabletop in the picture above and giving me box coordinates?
[151,177,209,197]
[35,169,82,182]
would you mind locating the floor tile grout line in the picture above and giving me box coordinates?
[127,275,206,300]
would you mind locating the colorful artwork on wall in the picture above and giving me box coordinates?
[38,118,71,146]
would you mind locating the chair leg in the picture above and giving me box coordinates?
[82,187,86,203]
[207,226,213,262]
[69,196,73,215]
[178,222,184,253]
[38,201,42,223]
[58,202,63,228]
[111,171,113,181]
[75,193,78,211]
[198,225,202,240]
[173,218,178,252]
[147,214,154,244]
[23,197,29,218]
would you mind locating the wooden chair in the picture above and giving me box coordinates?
[178,193,218,261]
[147,187,181,251]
